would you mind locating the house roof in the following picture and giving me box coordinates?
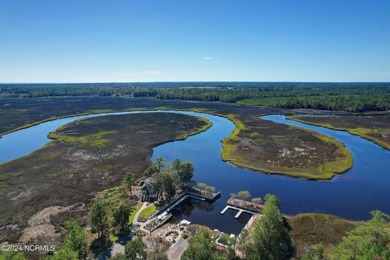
[141,177,154,191]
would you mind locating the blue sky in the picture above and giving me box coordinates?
[0,0,389,82]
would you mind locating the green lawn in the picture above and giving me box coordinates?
[129,205,141,225]
[139,204,157,219]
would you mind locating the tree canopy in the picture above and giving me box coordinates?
[113,202,131,233]
[237,190,251,202]
[149,157,195,201]
[123,171,134,192]
[327,210,390,259]
[173,159,194,189]
[182,233,219,260]
[89,200,109,239]
[2,82,389,112]
[125,237,148,260]
[245,194,295,259]
[153,172,176,201]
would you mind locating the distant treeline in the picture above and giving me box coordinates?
[1,82,389,112]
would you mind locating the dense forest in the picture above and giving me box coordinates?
[1,82,389,112]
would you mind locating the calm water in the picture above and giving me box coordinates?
[1,111,389,234]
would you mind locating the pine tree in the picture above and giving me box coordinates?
[246,194,295,259]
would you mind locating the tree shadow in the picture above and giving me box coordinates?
[90,236,113,258]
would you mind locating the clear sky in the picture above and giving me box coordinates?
[0,0,389,83]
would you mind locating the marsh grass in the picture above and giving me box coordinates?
[220,114,353,180]
[289,116,390,150]
[49,130,118,148]
[176,117,212,140]
[0,173,9,181]
[287,213,356,257]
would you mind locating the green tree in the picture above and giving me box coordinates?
[327,210,390,259]
[90,200,109,239]
[172,158,182,172]
[125,237,147,260]
[246,194,295,260]
[196,182,207,191]
[62,220,87,259]
[196,183,215,197]
[302,244,325,260]
[205,185,216,196]
[113,202,131,233]
[155,156,166,172]
[237,229,249,257]
[237,190,251,205]
[152,172,176,201]
[152,171,164,197]
[221,247,239,260]
[144,164,159,177]
[182,233,218,260]
[176,160,194,189]
[0,251,26,260]
[51,246,78,260]
[163,173,176,200]
[123,171,134,196]
[251,197,262,204]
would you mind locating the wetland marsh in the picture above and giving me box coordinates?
[1,109,389,242]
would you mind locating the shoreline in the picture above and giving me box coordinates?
[1,107,354,180]
[220,114,353,180]
[288,116,390,150]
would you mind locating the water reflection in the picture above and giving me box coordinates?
[170,198,251,234]
[1,110,389,230]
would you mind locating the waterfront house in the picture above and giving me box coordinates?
[141,178,159,202]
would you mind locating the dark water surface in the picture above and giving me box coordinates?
[1,111,389,234]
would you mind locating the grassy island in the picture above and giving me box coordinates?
[220,113,353,180]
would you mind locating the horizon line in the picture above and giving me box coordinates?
[1,81,390,84]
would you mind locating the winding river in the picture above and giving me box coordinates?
[1,111,389,234]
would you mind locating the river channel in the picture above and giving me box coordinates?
[1,111,389,234]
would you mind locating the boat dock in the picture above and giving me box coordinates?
[220,197,263,218]
[152,189,221,219]
[220,205,257,218]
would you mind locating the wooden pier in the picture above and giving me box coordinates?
[152,189,221,219]
[226,197,263,213]
[220,197,263,218]
[220,205,257,218]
